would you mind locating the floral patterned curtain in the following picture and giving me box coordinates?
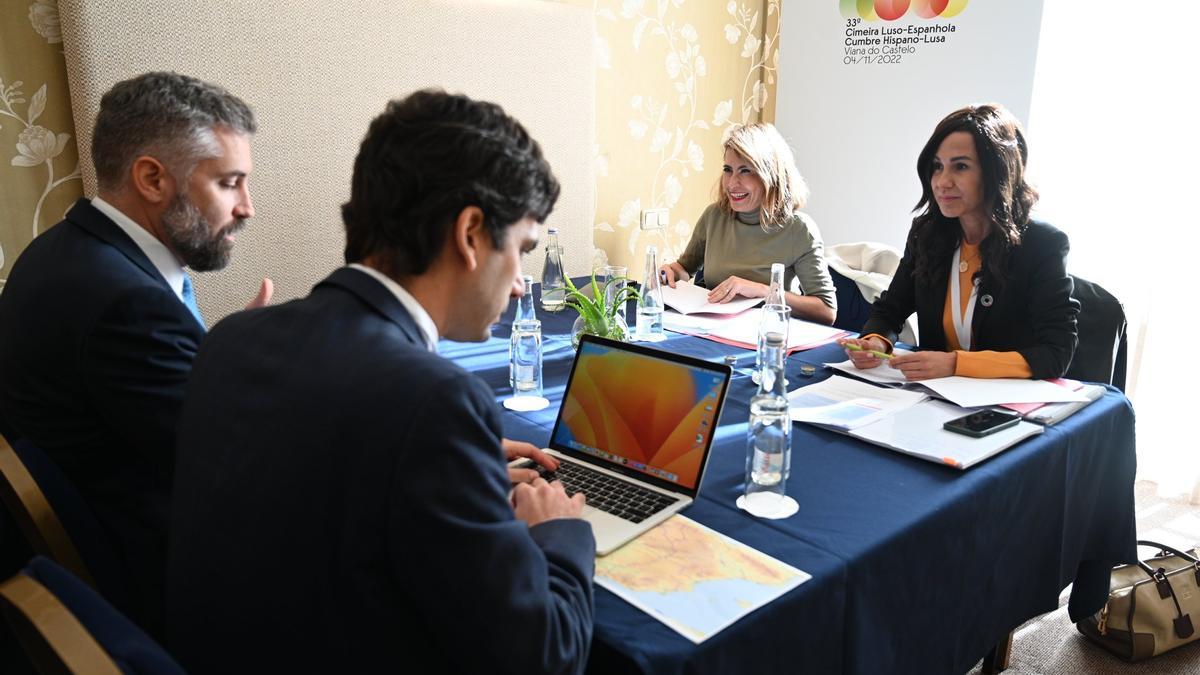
[0,0,82,292]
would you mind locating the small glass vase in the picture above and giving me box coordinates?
[571,312,628,348]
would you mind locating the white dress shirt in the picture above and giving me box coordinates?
[91,196,188,303]
[347,263,439,352]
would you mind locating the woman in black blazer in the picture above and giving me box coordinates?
[841,103,1078,381]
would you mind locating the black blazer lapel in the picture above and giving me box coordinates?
[971,279,993,341]
[316,267,427,348]
[918,261,951,351]
[67,198,168,286]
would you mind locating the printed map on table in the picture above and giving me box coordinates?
[594,515,810,643]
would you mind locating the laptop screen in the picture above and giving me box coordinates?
[549,335,730,492]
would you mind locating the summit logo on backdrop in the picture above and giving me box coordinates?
[840,0,968,21]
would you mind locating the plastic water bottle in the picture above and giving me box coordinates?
[515,274,537,324]
[636,245,665,342]
[509,319,543,398]
[744,332,791,512]
[541,229,565,313]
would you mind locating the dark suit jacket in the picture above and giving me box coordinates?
[862,220,1079,379]
[0,198,203,634]
[167,267,595,675]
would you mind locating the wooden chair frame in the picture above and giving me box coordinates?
[0,571,121,675]
[0,438,95,587]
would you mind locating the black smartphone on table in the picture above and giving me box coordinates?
[943,409,1021,438]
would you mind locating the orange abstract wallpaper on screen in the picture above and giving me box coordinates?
[555,347,720,489]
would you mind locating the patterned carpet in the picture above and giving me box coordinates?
[968,481,1200,674]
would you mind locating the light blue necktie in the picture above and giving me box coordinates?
[181,273,205,329]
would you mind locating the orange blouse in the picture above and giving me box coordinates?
[942,242,1031,378]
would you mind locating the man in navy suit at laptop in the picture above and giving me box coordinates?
[0,71,269,636]
[167,90,595,674]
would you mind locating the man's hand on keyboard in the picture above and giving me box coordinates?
[503,439,558,484]
[512,477,586,526]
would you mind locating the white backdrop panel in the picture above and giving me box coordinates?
[776,0,1044,249]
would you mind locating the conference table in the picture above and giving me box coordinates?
[440,286,1137,675]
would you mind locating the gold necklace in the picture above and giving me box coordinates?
[959,248,978,274]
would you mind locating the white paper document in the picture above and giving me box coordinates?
[661,309,742,335]
[787,376,929,430]
[1018,384,1106,425]
[846,399,1044,469]
[707,312,848,350]
[827,355,1091,407]
[660,281,763,315]
[921,376,1090,408]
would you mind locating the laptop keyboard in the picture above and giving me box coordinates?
[527,459,679,524]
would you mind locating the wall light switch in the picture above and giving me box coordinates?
[640,208,668,230]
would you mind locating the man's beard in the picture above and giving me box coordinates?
[162,193,245,272]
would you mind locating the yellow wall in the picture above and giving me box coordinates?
[0,0,778,288]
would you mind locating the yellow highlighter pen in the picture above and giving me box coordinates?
[842,342,894,360]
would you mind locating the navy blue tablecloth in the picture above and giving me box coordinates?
[441,288,1137,675]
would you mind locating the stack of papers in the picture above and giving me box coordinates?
[788,355,1054,468]
[998,379,1106,425]
[661,304,849,353]
[661,311,741,335]
[845,399,1044,469]
[707,315,849,352]
[827,352,1091,408]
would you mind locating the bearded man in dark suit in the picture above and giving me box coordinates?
[0,71,270,635]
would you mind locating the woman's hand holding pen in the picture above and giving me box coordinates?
[658,261,689,288]
[840,337,890,370]
[841,338,958,380]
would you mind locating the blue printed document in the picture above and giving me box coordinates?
[787,376,928,430]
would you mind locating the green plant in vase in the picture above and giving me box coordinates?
[564,273,640,347]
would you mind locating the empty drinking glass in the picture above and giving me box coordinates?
[601,264,628,321]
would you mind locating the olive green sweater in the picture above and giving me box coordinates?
[675,204,837,311]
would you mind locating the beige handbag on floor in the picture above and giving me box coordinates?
[1077,540,1200,661]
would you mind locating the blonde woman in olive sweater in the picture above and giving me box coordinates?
[659,123,837,325]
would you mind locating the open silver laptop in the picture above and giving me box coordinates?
[515,333,731,555]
